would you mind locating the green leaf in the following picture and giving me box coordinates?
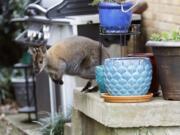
[150,29,180,41]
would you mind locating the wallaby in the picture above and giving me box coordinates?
[28,36,109,92]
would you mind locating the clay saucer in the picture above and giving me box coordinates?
[101,93,153,103]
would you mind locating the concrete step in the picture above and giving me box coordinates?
[0,114,42,135]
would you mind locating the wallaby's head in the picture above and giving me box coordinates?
[46,58,66,85]
[28,46,47,74]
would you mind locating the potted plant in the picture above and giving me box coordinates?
[103,57,152,96]
[92,0,139,33]
[146,30,180,100]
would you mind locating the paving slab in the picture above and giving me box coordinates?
[0,114,41,135]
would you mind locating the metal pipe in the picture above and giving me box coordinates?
[26,3,47,14]
[48,77,57,121]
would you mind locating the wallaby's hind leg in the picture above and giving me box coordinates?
[81,80,92,92]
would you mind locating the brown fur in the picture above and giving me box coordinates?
[29,36,109,84]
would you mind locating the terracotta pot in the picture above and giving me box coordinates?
[128,53,159,97]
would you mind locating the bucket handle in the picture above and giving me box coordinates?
[121,0,141,13]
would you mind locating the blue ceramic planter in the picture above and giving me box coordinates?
[95,65,107,93]
[104,57,152,96]
[99,2,133,33]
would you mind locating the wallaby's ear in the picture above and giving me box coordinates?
[39,45,47,54]
[28,47,34,55]
[39,62,46,73]
[39,57,47,73]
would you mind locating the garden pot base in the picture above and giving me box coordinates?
[163,91,180,101]
[101,93,153,103]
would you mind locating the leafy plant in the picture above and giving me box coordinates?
[35,112,71,135]
[0,0,30,103]
[150,29,180,41]
[91,0,125,6]
[0,68,13,104]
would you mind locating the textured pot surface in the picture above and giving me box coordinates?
[95,65,107,93]
[104,57,152,96]
[128,53,159,96]
[146,41,180,100]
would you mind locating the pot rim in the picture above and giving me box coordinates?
[98,1,133,9]
[128,53,153,57]
[146,41,180,47]
[105,57,150,61]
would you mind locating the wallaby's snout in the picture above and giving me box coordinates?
[33,68,40,75]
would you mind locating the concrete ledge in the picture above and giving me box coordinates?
[64,123,72,135]
[73,88,180,128]
[72,109,180,135]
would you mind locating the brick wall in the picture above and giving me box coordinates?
[133,0,180,52]
[142,0,180,38]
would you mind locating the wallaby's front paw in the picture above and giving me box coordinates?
[81,81,92,92]
[81,86,98,93]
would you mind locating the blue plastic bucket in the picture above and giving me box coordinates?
[99,2,133,33]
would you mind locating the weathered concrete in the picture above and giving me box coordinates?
[0,116,25,135]
[72,109,83,135]
[73,88,180,128]
[0,114,41,135]
[64,123,72,135]
[72,110,180,135]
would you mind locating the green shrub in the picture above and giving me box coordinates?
[150,29,180,41]
[0,68,13,104]
[36,112,71,135]
[0,0,29,67]
[0,0,30,103]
